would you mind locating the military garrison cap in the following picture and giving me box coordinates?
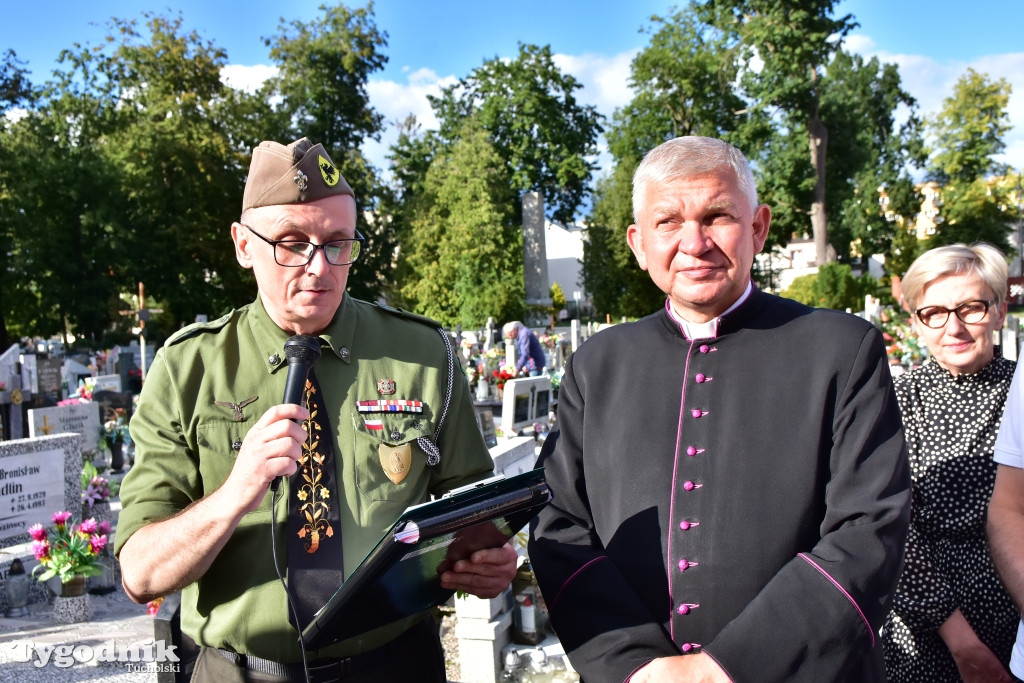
[241,138,354,212]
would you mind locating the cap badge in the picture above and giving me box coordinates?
[318,154,339,187]
[293,169,308,192]
[377,378,396,396]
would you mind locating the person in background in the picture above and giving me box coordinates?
[503,320,546,376]
[529,135,910,682]
[881,243,1016,683]
[115,137,516,683]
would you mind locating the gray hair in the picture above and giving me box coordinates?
[502,321,523,337]
[901,243,1009,310]
[632,136,759,222]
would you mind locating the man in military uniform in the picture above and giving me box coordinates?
[115,138,517,682]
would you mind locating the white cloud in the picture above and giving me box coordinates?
[220,64,278,94]
[364,68,459,176]
[553,49,638,116]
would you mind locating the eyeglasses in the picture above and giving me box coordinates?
[242,224,363,267]
[914,300,993,329]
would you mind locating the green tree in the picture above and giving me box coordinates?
[583,167,665,318]
[1,107,121,345]
[780,263,873,310]
[61,13,249,327]
[820,50,924,270]
[609,4,758,157]
[585,2,763,319]
[429,43,603,224]
[925,69,1015,252]
[0,49,35,350]
[262,2,392,302]
[700,0,858,265]
[398,118,524,327]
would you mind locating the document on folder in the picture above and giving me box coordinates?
[300,467,551,649]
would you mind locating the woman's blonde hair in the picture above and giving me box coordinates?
[900,243,1009,311]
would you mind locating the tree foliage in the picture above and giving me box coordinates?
[699,0,858,265]
[397,118,524,327]
[780,263,875,310]
[924,69,1015,253]
[586,1,926,320]
[428,43,603,224]
[0,4,395,348]
[262,3,392,302]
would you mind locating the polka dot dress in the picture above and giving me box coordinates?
[882,357,1019,682]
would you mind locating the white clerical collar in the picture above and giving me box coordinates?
[669,281,753,340]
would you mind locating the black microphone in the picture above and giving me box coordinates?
[271,334,322,492]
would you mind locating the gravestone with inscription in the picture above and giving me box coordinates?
[0,433,81,546]
[93,374,122,393]
[35,357,63,402]
[28,402,103,460]
[0,433,83,612]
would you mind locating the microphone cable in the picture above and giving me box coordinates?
[271,487,312,683]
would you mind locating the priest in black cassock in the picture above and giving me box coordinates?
[528,136,911,683]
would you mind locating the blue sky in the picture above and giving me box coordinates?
[3,0,1023,184]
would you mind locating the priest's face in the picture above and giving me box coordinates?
[626,169,771,323]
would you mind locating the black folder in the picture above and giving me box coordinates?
[300,467,551,649]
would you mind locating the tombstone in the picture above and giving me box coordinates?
[93,374,122,393]
[1003,326,1020,362]
[484,317,497,351]
[521,192,552,322]
[0,433,83,613]
[500,377,552,437]
[1,370,34,441]
[63,358,92,396]
[116,352,141,394]
[93,390,135,472]
[0,433,82,546]
[18,353,38,394]
[475,410,498,448]
[28,402,103,463]
[35,357,63,403]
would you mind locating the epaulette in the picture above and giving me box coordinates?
[372,301,444,329]
[164,311,234,346]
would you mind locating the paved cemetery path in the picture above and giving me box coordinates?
[0,587,159,681]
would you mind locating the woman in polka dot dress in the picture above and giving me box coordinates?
[882,243,1018,683]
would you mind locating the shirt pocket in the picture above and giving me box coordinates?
[196,421,258,502]
[351,413,434,502]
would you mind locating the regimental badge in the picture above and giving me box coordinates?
[318,154,339,187]
[377,378,396,395]
[378,443,412,484]
[293,169,308,192]
[214,395,259,422]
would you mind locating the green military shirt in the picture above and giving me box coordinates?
[114,294,494,662]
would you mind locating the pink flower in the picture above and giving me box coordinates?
[89,535,107,554]
[98,520,112,535]
[32,540,50,561]
[79,518,98,535]
[27,523,47,542]
[52,511,72,528]
[146,597,165,616]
